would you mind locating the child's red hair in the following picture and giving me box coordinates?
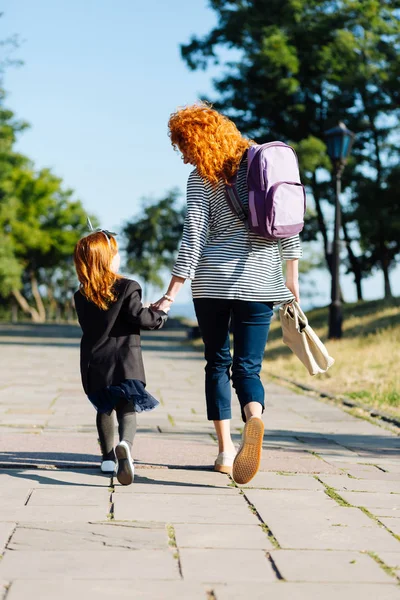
[74,232,120,310]
[168,102,251,185]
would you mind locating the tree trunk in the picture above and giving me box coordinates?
[342,220,363,301]
[381,251,393,300]
[11,299,18,323]
[12,289,41,322]
[311,174,331,272]
[46,285,57,321]
[29,271,46,322]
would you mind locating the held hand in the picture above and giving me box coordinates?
[286,279,300,303]
[151,297,172,313]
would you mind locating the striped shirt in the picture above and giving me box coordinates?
[172,157,302,303]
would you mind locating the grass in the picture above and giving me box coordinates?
[315,477,352,507]
[366,552,399,581]
[167,413,176,427]
[263,297,400,418]
[166,524,182,572]
[260,523,281,549]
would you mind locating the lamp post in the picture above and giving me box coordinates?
[324,122,355,340]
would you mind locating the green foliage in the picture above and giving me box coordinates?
[123,189,185,294]
[0,102,92,319]
[181,0,400,299]
[10,166,88,268]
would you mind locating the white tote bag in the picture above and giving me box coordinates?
[279,301,335,376]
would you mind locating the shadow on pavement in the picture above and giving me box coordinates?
[0,451,98,468]
[0,467,108,487]
[0,463,219,490]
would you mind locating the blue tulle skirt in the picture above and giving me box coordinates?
[88,379,160,415]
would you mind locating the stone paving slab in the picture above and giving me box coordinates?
[240,472,325,490]
[6,580,208,600]
[333,465,400,481]
[319,475,400,494]
[132,436,216,469]
[246,504,400,551]
[7,522,168,551]
[0,489,30,509]
[259,450,342,474]
[0,469,110,488]
[244,489,336,511]
[114,482,235,495]
[0,433,99,467]
[370,508,400,518]
[374,462,400,473]
[379,518,400,537]
[26,487,110,506]
[213,582,400,600]
[339,491,400,510]
[0,505,108,523]
[130,468,229,488]
[0,582,8,600]
[179,548,277,582]
[271,549,392,583]
[113,493,257,524]
[174,523,272,550]
[0,524,15,553]
[377,552,400,577]
[0,549,180,580]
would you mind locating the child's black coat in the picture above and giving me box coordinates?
[74,278,167,395]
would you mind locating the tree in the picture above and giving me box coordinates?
[123,190,185,300]
[0,100,29,299]
[7,165,90,321]
[180,0,400,300]
[348,168,400,299]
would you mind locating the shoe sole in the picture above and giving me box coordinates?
[115,443,134,486]
[232,418,264,485]
[214,463,233,475]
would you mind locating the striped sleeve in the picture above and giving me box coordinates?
[278,234,303,260]
[172,170,209,280]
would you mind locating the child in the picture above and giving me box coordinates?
[73,229,169,485]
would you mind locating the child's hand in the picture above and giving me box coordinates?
[151,297,172,313]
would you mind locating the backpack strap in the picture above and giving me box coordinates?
[224,151,249,228]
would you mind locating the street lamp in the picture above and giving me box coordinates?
[325,122,355,339]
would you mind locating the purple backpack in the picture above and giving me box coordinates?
[225,142,306,240]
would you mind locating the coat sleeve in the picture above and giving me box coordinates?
[278,234,303,260]
[122,282,168,330]
[172,169,209,280]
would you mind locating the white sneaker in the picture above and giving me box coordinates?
[100,460,116,474]
[115,441,135,485]
[214,451,237,475]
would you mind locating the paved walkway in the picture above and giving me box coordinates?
[0,323,399,599]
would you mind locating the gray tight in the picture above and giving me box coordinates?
[96,399,137,460]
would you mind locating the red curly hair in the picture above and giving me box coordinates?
[168,102,252,185]
[74,232,120,310]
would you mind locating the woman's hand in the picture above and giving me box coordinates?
[286,278,300,303]
[285,259,300,303]
[151,297,172,313]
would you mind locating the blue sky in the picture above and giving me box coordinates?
[1,0,399,310]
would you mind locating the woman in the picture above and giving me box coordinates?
[152,103,301,484]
